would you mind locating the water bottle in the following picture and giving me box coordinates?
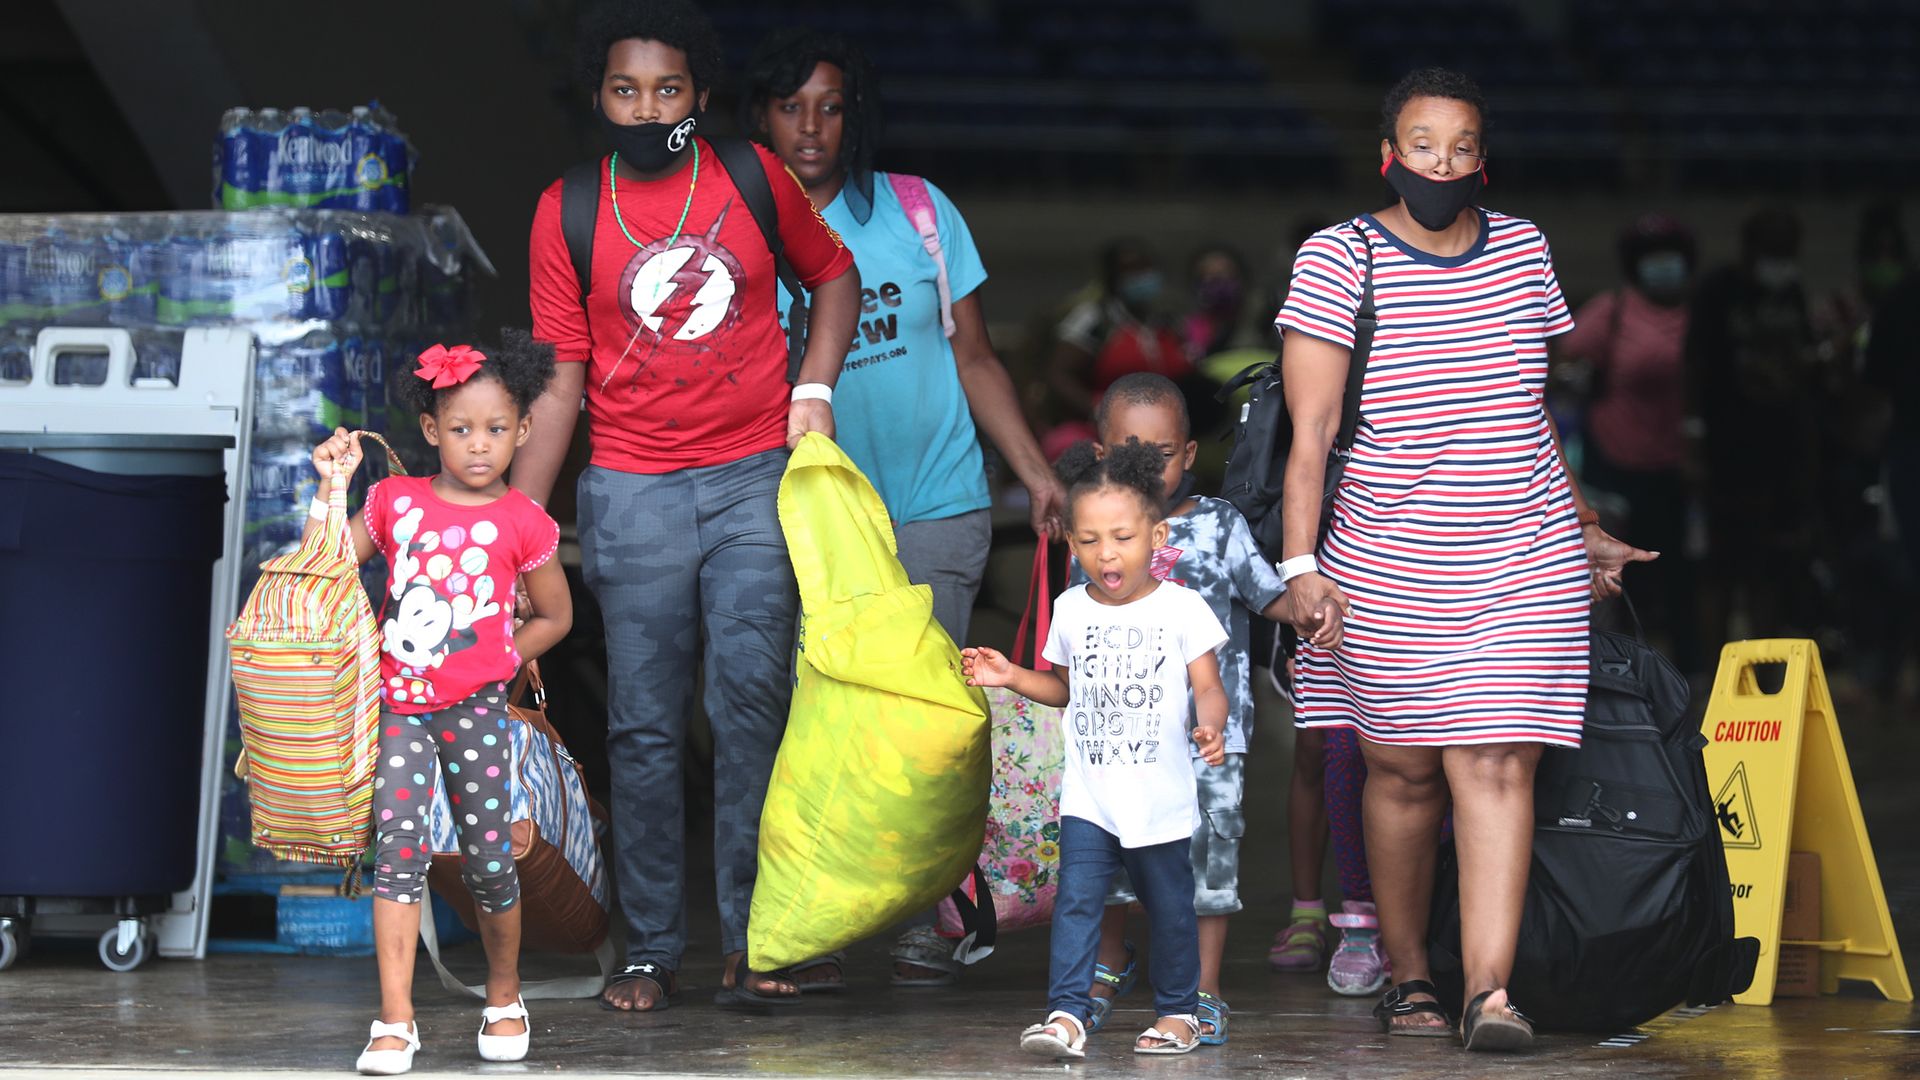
[29,226,106,326]
[249,108,287,206]
[305,221,351,321]
[348,106,387,213]
[0,325,33,383]
[215,107,252,210]
[369,101,412,214]
[0,233,34,327]
[257,331,350,440]
[101,224,160,326]
[131,327,184,385]
[156,216,208,326]
[242,437,316,564]
[343,334,383,431]
[346,237,382,325]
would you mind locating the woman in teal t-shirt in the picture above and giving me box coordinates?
[742,27,1064,992]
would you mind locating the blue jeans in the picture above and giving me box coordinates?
[1049,816,1199,1024]
[578,451,796,968]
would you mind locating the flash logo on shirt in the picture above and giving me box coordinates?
[617,199,747,344]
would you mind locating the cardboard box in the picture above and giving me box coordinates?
[1775,851,1822,997]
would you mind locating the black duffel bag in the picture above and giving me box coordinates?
[1426,604,1759,1031]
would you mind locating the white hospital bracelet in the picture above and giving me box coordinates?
[308,496,330,521]
[790,382,833,405]
[1278,554,1319,583]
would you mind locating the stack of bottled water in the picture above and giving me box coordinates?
[214,103,415,213]
[0,205,491,596]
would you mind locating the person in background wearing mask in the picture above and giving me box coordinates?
[1182,245,1255,363]
[1555,215,1698,669]
[1044,239,1191,457]
[1177,244,1255,449]
[1685,206,1822,646]
[518,0,860,1014]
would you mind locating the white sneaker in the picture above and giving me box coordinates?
[477,996,530,1063]
[355,1019,419,1076]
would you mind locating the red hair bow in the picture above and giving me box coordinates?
[414,344,486,389]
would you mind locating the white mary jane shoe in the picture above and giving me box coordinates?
[477,996,530,1062]
[355,1019,419,1076]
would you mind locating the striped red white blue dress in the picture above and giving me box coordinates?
[1277,210,1590,748]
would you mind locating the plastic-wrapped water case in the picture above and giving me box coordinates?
[215,103,416,213]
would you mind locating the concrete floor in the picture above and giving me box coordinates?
[2,680,1915,1078]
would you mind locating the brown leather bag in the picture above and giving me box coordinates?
[421,662,614,997]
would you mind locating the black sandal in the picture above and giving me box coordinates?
[714,953,804,1009]
[1373,979,1453,1037]
[599,962,680,1012]
[1460,989,1534,1051]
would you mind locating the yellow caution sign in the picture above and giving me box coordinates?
[1702,639,1911,1005]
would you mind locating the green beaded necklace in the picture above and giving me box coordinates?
[610,141,700,251]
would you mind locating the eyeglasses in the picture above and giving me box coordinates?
[1399,147,1486,174]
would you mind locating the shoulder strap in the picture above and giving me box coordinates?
[886,173,956,338]
[418,897,615,1000]
[559,161,602,308]
[1336,222,1377,453]
[711,137,809,382]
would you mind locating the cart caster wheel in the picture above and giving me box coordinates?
[0,927,17,972]
[99,922,150,972]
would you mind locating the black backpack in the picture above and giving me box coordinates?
[1218,219,1377,564]
[558,137,809,381]
[1425,606,1760,1031]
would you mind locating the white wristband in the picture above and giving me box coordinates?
[308,496,330,522]
[790,382,833,405]
[1278,554,1319,583]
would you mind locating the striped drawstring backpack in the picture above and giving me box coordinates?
[226,432,404,867]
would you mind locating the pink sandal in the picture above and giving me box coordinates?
[1268,910,1332,971]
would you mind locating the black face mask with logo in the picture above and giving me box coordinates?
[1382,155,1484,232]
[600,109,699,174]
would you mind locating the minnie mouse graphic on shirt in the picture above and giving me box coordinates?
[366,479,557,711]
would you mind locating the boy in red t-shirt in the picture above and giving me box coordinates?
[515,0,860,1014]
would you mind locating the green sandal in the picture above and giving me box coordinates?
[1087,941,1138,1034]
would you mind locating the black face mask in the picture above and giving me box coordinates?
[599,109,698,174]
[1165,471,1198,513]
[1382,155,1484,232]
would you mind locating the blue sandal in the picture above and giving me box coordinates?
[1196,991,1230,1045]
[1087,941,1138,1034]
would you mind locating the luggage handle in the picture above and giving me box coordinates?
[1010,536,1055,671]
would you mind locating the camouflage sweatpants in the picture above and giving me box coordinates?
[1108,752,1246,916]
[577,449,795,967]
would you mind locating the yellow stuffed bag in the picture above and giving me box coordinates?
[749,434,990,970]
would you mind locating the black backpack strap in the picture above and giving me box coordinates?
[1336,222,1378,454]
[710,137,810,382]
[559,161,602,307]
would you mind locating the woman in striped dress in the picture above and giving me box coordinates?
[1274,68,1655,1051]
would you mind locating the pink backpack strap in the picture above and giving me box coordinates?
[886,172,956,338]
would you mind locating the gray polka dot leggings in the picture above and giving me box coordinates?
[370,681,519,914]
